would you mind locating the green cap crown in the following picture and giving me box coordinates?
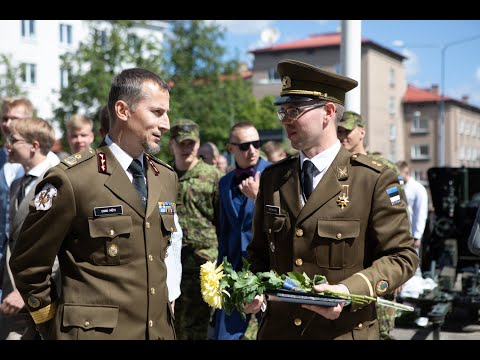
[170,119,200,143]
[339,111,365,130]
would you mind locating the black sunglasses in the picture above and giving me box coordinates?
[230,140,261,151]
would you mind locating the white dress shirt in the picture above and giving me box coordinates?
[404,177,429,240]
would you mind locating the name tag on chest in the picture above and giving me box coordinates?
[94,205,124,217]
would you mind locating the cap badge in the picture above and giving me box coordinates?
[336,184,350,209]
[282,76,292,89]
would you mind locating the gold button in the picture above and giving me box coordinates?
[295,258,303,266]
[358,323,363,329]
[294,318,302,326]
[150,287,155,295]
[84,321,90,327]
[148,254,153,262]
[336,233,342,239]
[170,227,174,232]
[372,160,377,165]
[146,222,150,229]
[352,154,358,159]
[107,244,119,257]
[110,229,115,236]
[268,229,272,234]
[149,320,153,327]
[295,228,303,237]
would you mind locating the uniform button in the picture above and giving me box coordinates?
[84,321,90,327]
[170,227,174,232]
[294,318,302,326]
[148,254,153,262]
[146,222,150,229]
[150,287,155,295]
[149,320,153,327]
[295,258,303,266]
[357,323,363,329]
[352,154,358,159]
[372,160,377,165]
[268,229,272,234]
[110,229,115,236]
[107,244,119,257]
[336,233,342,239]
[295,228,303,237]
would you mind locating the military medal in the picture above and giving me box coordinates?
[337,184,349,209]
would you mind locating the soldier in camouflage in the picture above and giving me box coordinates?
[169,119,222,340]
[337,111,403,340]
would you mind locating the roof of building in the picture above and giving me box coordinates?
[250,32,406,61]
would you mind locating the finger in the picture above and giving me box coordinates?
[255,171,260,182]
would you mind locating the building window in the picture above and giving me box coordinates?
[412,169,427,183]
[21,20,35,39]
[60,68,70,88]
[95,29,108,47]
[389,67,395,88]
[411,144,429,160]
[267,67,281,83]
[411,110,429,133]
[21,63,36,85]
[60,24,73,45]
[458,145,465,161]
[389,96,395,115]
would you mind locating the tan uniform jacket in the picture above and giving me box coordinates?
[9,144,178,340]
[247,147,419,340]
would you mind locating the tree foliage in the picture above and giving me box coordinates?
[0,54,26,99]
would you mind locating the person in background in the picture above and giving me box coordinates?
[198,141,220,167]
[244,59,418,340]
[262,140,287,163]
[168,119,222,340]
[65,114,95,154]
[217,154,229,174]
[9,68,178,340]
[0,117,59,340]
[214,122,270,340]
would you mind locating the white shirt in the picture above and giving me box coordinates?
[23,158,55,196]
[404,177,429,240]
[299,140,341,205]
[105,135,145,183]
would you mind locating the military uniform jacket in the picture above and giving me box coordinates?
[9,144,178,340]
[247,147,419,340]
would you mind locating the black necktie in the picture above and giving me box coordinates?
[302,160,315,201]
[17,174,36,205]
[128,159,147,208]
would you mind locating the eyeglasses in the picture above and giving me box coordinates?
[2,115,22,122]
[277,102,326,121]
[6,136,28,146]
[230,140,261,151]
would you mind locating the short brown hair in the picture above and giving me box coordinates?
[66,114,93,134]
[1,97,34,118]
[10,117,55,155]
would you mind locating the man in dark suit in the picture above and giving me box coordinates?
[0,117,58,340]
[10,68,178,340]
[245,60,419,340]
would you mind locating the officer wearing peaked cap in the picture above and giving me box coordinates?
[245,59,419,340]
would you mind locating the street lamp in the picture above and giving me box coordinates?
[438,34,480,166]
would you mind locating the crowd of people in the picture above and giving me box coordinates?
[1,58,467,341]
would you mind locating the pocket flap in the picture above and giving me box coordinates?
[317,219,360,240]
[161,214,176,233]
[266,214,286,233]
[89,216,133,238]
[62,303,119,329]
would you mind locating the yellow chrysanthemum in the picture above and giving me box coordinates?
[200,261,226,309]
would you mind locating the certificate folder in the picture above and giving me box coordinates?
[265,289,350,307]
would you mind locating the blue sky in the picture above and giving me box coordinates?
[213,20,480,108]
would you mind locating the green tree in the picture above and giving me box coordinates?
[53,20,165,148]
[0,54,26,98]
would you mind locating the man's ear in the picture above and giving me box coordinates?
[227,143,234,154]
[115,100,129,122]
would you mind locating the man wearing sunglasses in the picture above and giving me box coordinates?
[245,59,419,340]
[214,122,270,340]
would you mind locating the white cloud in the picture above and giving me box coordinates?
[213,20,274,35]
[401,48,420,78]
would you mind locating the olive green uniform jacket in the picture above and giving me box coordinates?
[247,147,419,340]
[10,144,178,340]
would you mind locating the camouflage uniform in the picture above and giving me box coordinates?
[170,120,223,340]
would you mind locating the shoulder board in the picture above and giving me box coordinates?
[61,148,95,168]
[264,153,298,172]
[350,153,386,173]
[146,153,174,172]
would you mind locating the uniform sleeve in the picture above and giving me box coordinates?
[341,168,420,308]
[9,166,76,324]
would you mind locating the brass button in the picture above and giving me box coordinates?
[149,320,153,327]
[84,321,90,327]
[107,244,119,257]
[110,229,115,236]
[352,154,358,159]
[295,228,303,237]
[336,233,342,239]
[170,227,174,232]
[150,287,155,295]
[358,323,363,329]
[372,160,377,165]
[295,258,303,266]
[294,318,302,326]
[148,254,153,262]
[146,222,150,229]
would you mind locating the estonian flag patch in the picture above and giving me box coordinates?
[386,186,401,205]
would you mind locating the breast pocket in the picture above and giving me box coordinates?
[159,214,177,259]
[313,218,360,269]
[265,214,287,268]
[88,216,134,265]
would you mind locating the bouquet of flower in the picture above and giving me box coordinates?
[200,257,413,319]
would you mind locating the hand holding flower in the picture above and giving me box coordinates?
[243,294,264,314]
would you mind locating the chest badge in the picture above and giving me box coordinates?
[336,184,350,209]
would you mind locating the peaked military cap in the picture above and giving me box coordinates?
[339,111,366,130]
[273,59,358,106]
[170,119,200,143]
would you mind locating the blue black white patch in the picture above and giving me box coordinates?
[386,186,401,205]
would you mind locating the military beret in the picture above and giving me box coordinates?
[273,59,358,106]
[339,111,366,130]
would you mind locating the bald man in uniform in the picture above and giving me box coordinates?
[245,60,419,340]
[10,68,178,340]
